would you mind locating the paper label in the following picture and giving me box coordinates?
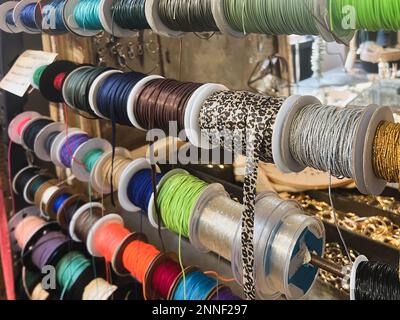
[0,50,58,97]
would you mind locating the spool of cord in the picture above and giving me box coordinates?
[42,0,68,32]
[20,3,39,30]
[158,0,218,32]
[157,173,207,237]
[30,231,70,270]
[97,71,146,125]
[172,270,217,300]
[73,0,103,30]
[289,104,363,179]
[134,78,201,133]
[6,9,16,26]
[32,65,48,88]
[210,287,241,300]
[14,167,40,195]
[22,118,54,151]
[82,278,118,300]
[59,134,91,168]
[83,149,104,172]
[100,154,132,188]
[59,197,86,228]
[355,261,400,300]
[31,283,50,300]
[56,251,91,299]
[15,216,46,250]
[331,0,400,31]
[373,122,400,183]
[74,206,104,243]
[44,131,61,156]
[122,238,160,284]
[52,193,71,214]
[94,223,131,263]
[223,0,319,35]
[27,175,53,202]
[112,0,149,30]
[64,66,110,117]
[127,169,162,212]
[150,258,182,300]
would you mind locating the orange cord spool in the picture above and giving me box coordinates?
[122,240,160,284]
[93,223,130,263]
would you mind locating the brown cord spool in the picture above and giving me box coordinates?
[74,206,105,243]
[134,78,201,133]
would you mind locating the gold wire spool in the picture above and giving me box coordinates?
[373,121,400,184]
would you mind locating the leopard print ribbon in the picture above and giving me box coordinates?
[199,90,285,300]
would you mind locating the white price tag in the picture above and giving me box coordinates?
[0,50,58,97]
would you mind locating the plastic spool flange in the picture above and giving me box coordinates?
[13,0,40,33]
[314,0,355,45]
[34,122,65,161]
[147,168,189,229]
[8,111,40,145]
[0,2,22,33]
[272,95,322,173]
[145,0,184,38]
[349,255,368,301]
[99,0,138,38]
[8,206,41,253]
[40,185,70,219]
[188,183,228,253]
[184,83,229,149]
[62,65,93,109]
[86,213,124,257]
[211,0,246,38]
[50,128,86,168]
[71,138,112,182]
[362,105,394,196]
[88,69,122,120]
[118,157,152,212]
[280,215,325,300]
[12,166,40,195]
[62,0,102,37]
[20,116,52,150]
[90,147,132,194]
[127,74,164,130]
[69,202,104,242]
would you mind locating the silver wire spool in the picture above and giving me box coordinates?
[190,187,242,261]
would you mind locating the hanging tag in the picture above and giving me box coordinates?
[0,50,57,97]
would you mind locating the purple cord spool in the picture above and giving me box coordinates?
[31,231,70,270]
[60,134,90,168]
[211,287,242,300]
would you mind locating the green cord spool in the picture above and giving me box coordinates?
[223,0,319,35]
[56,251,91,299]
[83,149,104,172]
[331,0,400,31]
[32,65,48,88]
[157,173,208,238]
